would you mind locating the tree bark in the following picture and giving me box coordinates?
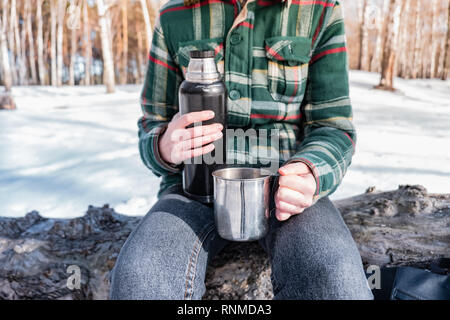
[437,0,449,79]
[68,0,81,87]
[20,2,28,85]
[97,0,115,93]
[377,0,403,90]
[140,0,153,55]
[0,0,12,92]
[69,28,77,86]
[5,0,17,86]
[136,27,144,83]
[358,0,371,71]
[0,185,448,300]
[442,0,450,80]
[50,0,58,86]
[13,0,26,85]
[25,0,38,85]
[429,0,440,78]
[36,0,46,85]
[412,0,423,79]
[397,0,411,78]
[67,2,80,86]
[370,0,388,72]
[120,0,128,85]
[82,0,92,86]
[56,0,66,86]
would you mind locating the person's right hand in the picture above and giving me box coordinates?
[158,111,224,165]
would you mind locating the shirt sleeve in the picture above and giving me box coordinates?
[138,16,183,177]
[288,2,356,200]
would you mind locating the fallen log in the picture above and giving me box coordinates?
[0,185,448,300]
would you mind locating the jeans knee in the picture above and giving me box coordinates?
[109,235,156,299]
[271,238,372,299]
[109,210,216,300]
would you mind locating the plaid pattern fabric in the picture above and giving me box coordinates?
[138,0,355,200]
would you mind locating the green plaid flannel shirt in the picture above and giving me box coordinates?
[138,0,356,200]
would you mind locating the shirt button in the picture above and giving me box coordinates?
[230,33,242,45]
[229,89,241,100]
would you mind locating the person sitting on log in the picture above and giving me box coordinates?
[110,0,372,300]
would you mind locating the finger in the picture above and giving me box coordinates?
[276,187,313,208]
[184,123,223,140]
[170,123,223,142]
[175,111,215,129]
[279,162,312,176]
[265,208,271,219]
[275,199,304,214]
[180,143,215,161]
[278,174,316,195]
[178,131,223,150]
[275,210,292,221]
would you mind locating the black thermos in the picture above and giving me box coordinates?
[178,50,227,203]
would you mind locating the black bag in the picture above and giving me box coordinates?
[371,259,450,300]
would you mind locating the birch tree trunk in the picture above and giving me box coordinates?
[43,26,50,72]
[429,0,440,78]
[56,0,66,86]
[69,27,77,86]
[82,4,90,85]
[97,0,115,93]
[357,0,365,70]
[377,0,403,90]
[140,0,153,55]
[67,1,80,86]
[437,0,449,79]
[136,27,144,83]
[20,4,28,85]
[120,0,128,85]
[442,0,450,80]
[12,0,26,85]
[358,0,371,71]
[82,0,92,86]
[25,0,38,85]
[421,5,433,79]
[5,0,17,85]
[412,0,423,79]
[36,0,46,85]
[370,0,389,72]
[67,1,80,87]
[0,1,12,92]
[50,0,58,86]
[397,0,411,78]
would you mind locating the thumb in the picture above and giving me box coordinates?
[279,161,311,176]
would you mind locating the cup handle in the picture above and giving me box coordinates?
[269,174,280,218]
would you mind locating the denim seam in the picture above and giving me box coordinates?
[183,224,215,300]
[270,258,287,296]
[270,271,281,294]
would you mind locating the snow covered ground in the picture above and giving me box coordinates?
[333,71,450,200]
[0,71,449,218]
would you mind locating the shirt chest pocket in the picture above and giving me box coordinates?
[176,38,225,78]
[265,36,312,104]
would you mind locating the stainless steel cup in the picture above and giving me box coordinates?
[212,167,273,241]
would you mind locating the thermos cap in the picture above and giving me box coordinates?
[190,50,215,59]
[186,50,220,82]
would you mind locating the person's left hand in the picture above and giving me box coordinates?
[274,162,317,221]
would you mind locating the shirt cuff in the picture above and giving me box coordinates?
[152,124,183,174]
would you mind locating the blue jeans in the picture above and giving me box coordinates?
[109,186,373,300]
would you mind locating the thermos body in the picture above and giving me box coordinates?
[178,51,227,203]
